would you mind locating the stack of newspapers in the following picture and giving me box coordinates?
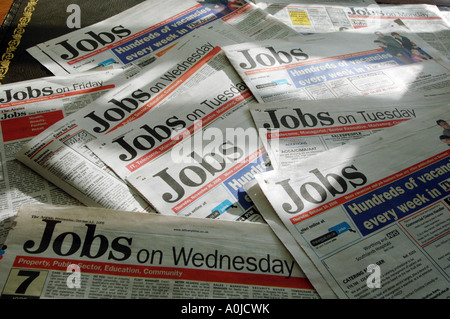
[0,0,449,299]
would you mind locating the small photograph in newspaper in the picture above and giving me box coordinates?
[223,25,450,103]
[0,204,319,299]
[255,103,450,299]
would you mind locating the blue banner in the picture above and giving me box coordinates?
[224,152,272,211]
[288,51,407,89]
[344,156,450,236]
[112,6,219,63]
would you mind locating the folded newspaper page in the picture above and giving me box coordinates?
[0,70,128,245]
[0,204,319,299]
[223,26,450,103]
[244,180,337,299]
[26,0,291,75]
[208,1,298,42]
[249,92,450,168]
[259,3,450,59]
[14,29,241,215]
[89,70,271,222]
[255,103,450,298]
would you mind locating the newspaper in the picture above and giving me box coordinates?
[0,204,319,299]
[207,1,298,42]
[248,92,450,168]
[89,70,271,222]
[26,0,294,75]
[244,179,337,298]
[223,26,450,103]
[258,3,450,59]
[0,70,128,245]
[254,103,450,298]
[14,28,244,215]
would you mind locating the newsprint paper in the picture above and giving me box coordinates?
[26,0,296,76]
[14,29,239,215]
[223,26,450,103]
[258,2,450,59]
[26,0,238,75]
[0,204,319,299]
[0,70,128,245]
[254,104,450,299]
[89,70,271,222]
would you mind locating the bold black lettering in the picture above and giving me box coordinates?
[80,224,109,259]
[267,46,292,64]
[112,136,138,161]
[140,124,172,143]
[108,97,140,113]
[294,108,318,128]
[275,179,304,214]
[179,166,207,187]
[52,232,81,256]
[76,38,99,52]
[237,49,258,70]
[0,89,12,103]
[300,181,328,204]
[109,237,133,261]
[342,165,368,188]
[290,48,309,61]
[85,30,115,46]
[310,168,347,197]
[56,39,80,60]
[84,111,111,133]
[23,219,61,254]
[263,109,280,129]
[166,116,186,130]
[189,151,226,176]
[153,167,185,203]
[111,25,132,38]
[317,111,334,126]
[26,86,41,99]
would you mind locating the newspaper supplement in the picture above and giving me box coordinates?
[14,31,238,214]
[89,71,271,222]
[244,180,338,299]
[209,1,298,42]
[26,0,243,75]
[0,70,128,245]
[259,2,450,60]
[87,68,251,179]
[249,93,450,168]
[255,104,450,298]
[0,204,319,299]
[223,27,450,103]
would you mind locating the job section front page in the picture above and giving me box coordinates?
[26,0,298,76]
[248,92,450,168]
[259,2,450,60]
[26,0,238,75]
[0,70,128,245]
[223,26,450,103]
[254,104,450,299]
[14,30,239,215]
[0,204,319,299]
[89,70,271,222]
